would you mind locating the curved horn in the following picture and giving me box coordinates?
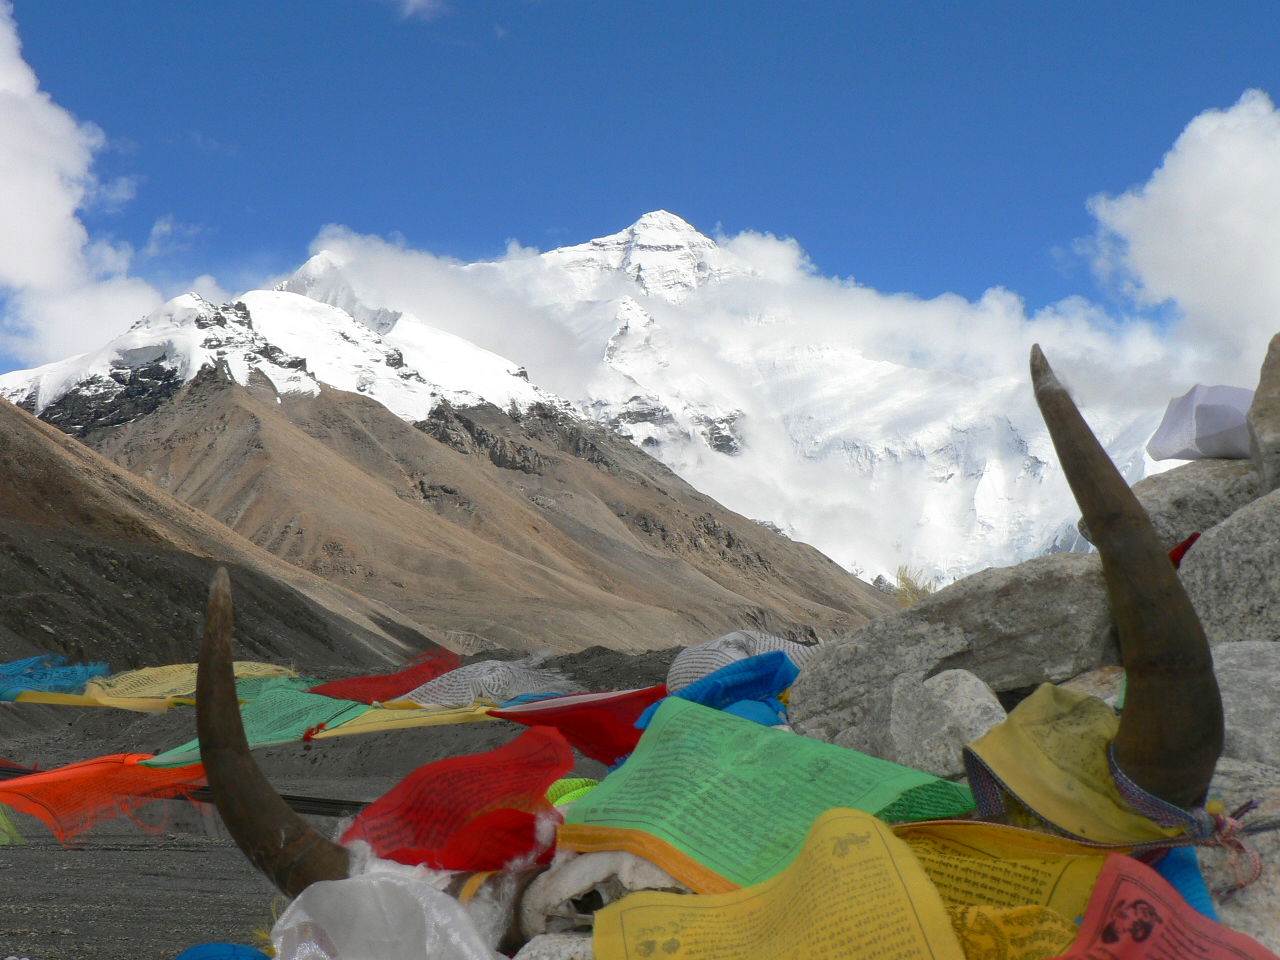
[1030,345,1223,809]
[196,567,350,897]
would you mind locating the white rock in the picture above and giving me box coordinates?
[513,934,595,960]
[1059,665,1125,707]
[1247,332,1280,493]
[1078,458,1260,553]
[880,669,1006,778]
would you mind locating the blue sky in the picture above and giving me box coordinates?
[3,0,1280,374]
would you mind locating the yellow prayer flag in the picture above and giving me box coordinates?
[964,684,1184,845]
[86,661,296,700]
[309,702,493,738]
[895,819,1109,921]
[592,808,965,960]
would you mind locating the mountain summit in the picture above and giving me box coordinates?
[539,210,738,303]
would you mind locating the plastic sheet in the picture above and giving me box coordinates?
[307,647,463,703]
[1147,384,1253,460]
[342,726,573,870]
[271,873,502,960]
[490,686,667,766]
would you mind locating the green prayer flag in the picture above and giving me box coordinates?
[140,676,369,767]
[0,804,23,844]
[566,698,974,888]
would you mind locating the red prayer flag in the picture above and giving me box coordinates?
[0,753,206,844]
[489,685,667,766]
[307,647,462,703]
[342,726,573,870]
[1053,854,1278,960]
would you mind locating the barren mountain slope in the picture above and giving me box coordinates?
[0,395,431,667]
[81,368,891,652]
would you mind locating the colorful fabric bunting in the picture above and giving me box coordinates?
[591,808,967,960]
[306,648,462,703]
[490,685,667,765]
[0,653,109,700]
[85,661,296,700]
[1058,854,1279,959]
[342,726,573,870]
[561,698,974,892]
[636,651,796,730]
[0,753,205,843]
[308,702,494,739]
[963,684,1185,845]
[141,677,368,767]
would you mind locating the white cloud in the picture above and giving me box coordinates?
[189,273,232,304]
[142,214,203,259]
[0,2,165,363]
[392,0,449,20]
[1089,89,1280,385]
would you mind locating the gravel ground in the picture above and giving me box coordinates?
[0,645,678,960]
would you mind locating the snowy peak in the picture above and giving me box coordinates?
[542,210,741,303]
[0,289,563,436]
[277,251,402,335]
[0,294,319,433]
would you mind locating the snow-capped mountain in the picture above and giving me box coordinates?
[281,211,1157,581]
[0,289,559,433]
[1,211,1163,582]
[535,209,747,303]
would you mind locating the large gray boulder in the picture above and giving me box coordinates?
[1078,459,1260,553]
[792,553,1115,751]
[1201,757,1280,952]
[1247,331,1280,493]
[1180,488,1280,645]
[1212,641,1280,766]
[875,669,1006,778]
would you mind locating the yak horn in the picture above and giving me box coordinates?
[196,567,351,897]
[1030,346,1223,809]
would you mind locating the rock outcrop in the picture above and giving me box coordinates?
[790,553,1115,767]
[1247,331,1280,493]
[1078,458,1260,553]
[1180,489,1280,645]
[1212,641,1280,765]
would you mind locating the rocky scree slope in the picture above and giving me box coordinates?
[0,396,427,669]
